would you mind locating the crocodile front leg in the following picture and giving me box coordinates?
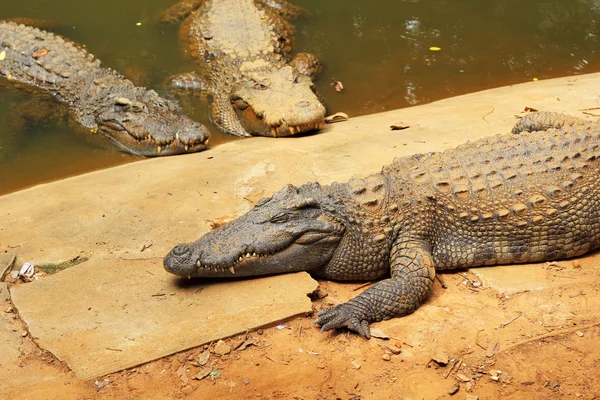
[210,93,252,138]
[314,238,436,338]
[158,0,206,24]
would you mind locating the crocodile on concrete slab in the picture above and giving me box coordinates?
[161,0,326,138]
[0,21,210,156]
[164,111,600,338]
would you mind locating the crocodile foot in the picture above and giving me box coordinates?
[314,304,371,339]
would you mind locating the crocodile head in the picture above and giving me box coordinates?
[164,183,344,278]
[231,61,326,137]
[96,89,210,156]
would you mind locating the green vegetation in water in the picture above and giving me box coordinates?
[36,256,89,275]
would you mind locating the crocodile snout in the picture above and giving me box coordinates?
[172,244,191,256]
[164,243,198,276]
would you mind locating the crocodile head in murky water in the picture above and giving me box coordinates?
[230,61,326,137]
[96,89,210,157]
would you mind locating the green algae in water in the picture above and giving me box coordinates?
[36,256,89,275]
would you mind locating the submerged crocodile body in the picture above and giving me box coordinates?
[161,0,326,138]
[165,112,600,338]
[0,21,209,156]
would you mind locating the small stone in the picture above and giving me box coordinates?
[351,359,361,369]
[465,381,473,392]
[568,290,582,298]
[257,329,263,335]
[466,395,479,400]
[21,331,27,337]
[456,373,471,382]
[432,349,450,365]
[575,331,584,337]
[94,379,110,390]
[448,383,460,395]
[380,343,401,354]
[381,353,391,361]
[243,378,250,385]
[572,260,581,268]
[177,354,187,363]
[214,340,231,356]
[4,307,14,313]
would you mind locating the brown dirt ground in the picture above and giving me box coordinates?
[3,259,600,400]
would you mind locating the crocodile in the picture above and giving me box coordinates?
[0,21,210,156]
[164,111,600,338]
[160,0,326,138]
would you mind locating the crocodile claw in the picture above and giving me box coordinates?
[313,305,371,339]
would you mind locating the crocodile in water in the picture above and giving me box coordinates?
[161,0,326,138]
[0,21,210,156]
[164,112,599,338]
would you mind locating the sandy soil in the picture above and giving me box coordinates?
[3,263,600,400]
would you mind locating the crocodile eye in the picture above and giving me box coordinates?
[270,211,289,223]
[252,81,268,90]
[130,103,147,114]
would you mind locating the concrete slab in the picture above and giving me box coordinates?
[10,261,317,380]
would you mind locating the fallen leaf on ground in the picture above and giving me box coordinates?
[193,369,211,381]
[390,122,410,130]
[486,341,500,357]
[324,112,349,123]
[32,48,50,58]
[370,328,389,339]
[198,350,210,366]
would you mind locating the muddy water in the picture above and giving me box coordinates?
[1,0,600,195]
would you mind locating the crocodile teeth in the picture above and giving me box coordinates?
[238,256,243,262]
[271,127,278,137]
[185,145,189,151]
[176,132,180,140]
[228,266,236,275]
[157,145,162,153]
[196,260,201,267]
[289,125,296,135]
[252,252,257,256]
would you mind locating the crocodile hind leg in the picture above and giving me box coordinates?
[166,72,211,95]
[258,0,308,19]
[291,53,323,80]
[511,111,589,134]
[314,239,436,339]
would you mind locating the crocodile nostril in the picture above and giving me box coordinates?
[296,100,310,108]
[173,244,191,256]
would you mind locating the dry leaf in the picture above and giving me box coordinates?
[390,122,410,130]
[32,48,50,58]
[523,106,538,112]
[330,78,344,92]
[324,112,349,123]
